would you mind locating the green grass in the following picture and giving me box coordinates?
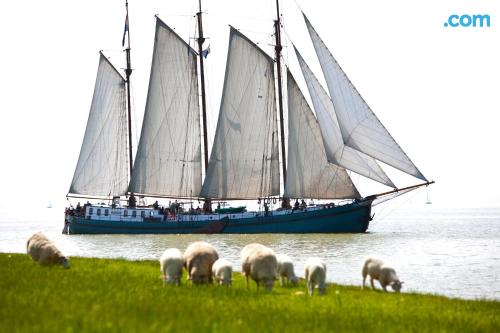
[1,253,498,333]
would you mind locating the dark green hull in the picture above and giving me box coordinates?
[63,200,373,234]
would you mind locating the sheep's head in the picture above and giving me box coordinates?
[261,278,275,292]
[165,274,181,285]
[290,276,299,286]
[59,256,70,269]
[219,278,232,286]
[190,269,210,284]
[391,280,403,292]
[318,284,326,295]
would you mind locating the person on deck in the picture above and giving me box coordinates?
[128,193,136,208]
[281,197,291,210]
[294,199,299,211]
[300,199,307,210]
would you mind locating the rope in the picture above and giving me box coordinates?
[370,187,423,226]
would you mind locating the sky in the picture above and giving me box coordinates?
[0,0,499,209]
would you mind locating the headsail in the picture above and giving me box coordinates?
[128,18,202,198]
[285,70,360,199]
[69,53,129,197]
[200,27,280,199]
[294,46,395,188]
[303,13,427,181]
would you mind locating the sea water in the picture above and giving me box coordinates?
[1,203,499,300]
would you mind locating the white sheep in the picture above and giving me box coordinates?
[212,258,233,286]
[183,241,219,284]
[304,257,326,296]
[159,248,184,286]
[276,253,299,286]
[27,232,70,268]
[362,256,403,292]
[240,243,278,292]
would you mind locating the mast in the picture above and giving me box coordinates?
[124,0,133,181]
[274,0,287,189]
[197,0,209,173]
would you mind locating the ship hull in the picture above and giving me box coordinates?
[63,200,373,235]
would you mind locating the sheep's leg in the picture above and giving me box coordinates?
[245,275,249,290]
[370,277,375,290]
[362,266,367,289]
[382,284,388,292]
[307,281,313,296]
[280,276,285,287]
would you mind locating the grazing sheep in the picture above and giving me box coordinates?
[26,232,70,268]
[212,258,233,286]
[304,257,326,296]
[241,243,278,292]
[362,256,403,292]
[159,248,184,286]
[183,241,219,284]
[276,253,299,286]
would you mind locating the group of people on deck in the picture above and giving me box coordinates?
[66,194,329,221]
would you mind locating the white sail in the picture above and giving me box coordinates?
[294,47,395,188]
[284,70,360,199]
[303,14,427,181]
[69,53,129,197]
[200,27,279,199]
[129,18,202,197]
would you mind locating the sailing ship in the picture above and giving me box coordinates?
[63,1,433,234]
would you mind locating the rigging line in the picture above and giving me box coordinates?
[233,28,274,36]
[370,187,422,226]
[209,13,272,23]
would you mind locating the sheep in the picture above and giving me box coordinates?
[276,253,299,286]
[183,241,219,284]
[362,256,403,292]
[240,243,278,292]
[304,257,326,296]
[159,248,184,286]
[212,258,233,286]
[26,232,70,268]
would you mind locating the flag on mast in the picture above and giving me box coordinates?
[122,14,129,47]
[202,45,210,58]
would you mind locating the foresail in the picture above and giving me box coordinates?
[128,18,202,197]
[200,27,279,199]
[69,53,129,197]
[284,70,360,199]
[303,14,427,181]
[294,47,395,188]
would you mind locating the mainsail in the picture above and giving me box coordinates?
[200,27,280,199]
[128,18,202,197]
[69,53,129,197]
[294,47,395,188]
[303,13,427,181]
[285,70,360,199]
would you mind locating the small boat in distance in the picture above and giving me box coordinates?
[64,0,433,234]
[426,191,432,204]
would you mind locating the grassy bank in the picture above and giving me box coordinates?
[0,253,498,332]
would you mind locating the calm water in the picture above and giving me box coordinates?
[1,204,499,301]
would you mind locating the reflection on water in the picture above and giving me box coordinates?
[1,205,499,300]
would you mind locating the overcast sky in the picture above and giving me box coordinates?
[0,0,498,209]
